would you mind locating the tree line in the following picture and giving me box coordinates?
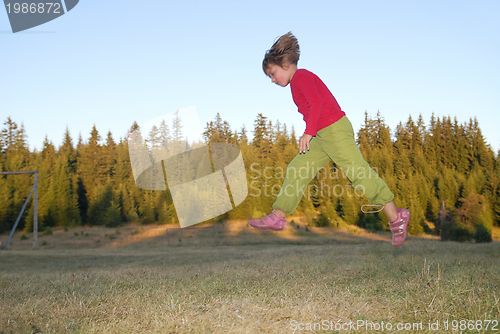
[0,112,498,241]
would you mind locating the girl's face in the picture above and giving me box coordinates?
[266,63,297,87]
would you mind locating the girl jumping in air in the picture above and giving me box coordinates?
[249,32,410,247]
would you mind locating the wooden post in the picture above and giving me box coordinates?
[33,171,38,249]
[3,184,34,250]
[0,170,38,175]
[0,170,39,250]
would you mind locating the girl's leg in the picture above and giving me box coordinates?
[382,201,398,222]
[248,138,330,231]
[316,117,395,219]
[316,117,410,246]
[273,209,287,218]
[272,137,331,215]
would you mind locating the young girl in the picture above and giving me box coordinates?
[249,32,410,247]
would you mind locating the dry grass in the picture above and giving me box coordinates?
[0,222,499,333]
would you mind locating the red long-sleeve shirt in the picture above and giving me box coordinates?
[290,69,345,136]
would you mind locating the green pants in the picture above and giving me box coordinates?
[272,116,394,214]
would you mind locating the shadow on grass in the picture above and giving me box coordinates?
[158,219,392,248]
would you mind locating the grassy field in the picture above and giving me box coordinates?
[1,221,499,333]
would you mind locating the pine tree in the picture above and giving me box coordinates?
[170,110,185,155]
[146,125,162,156]
[53,155,81,226]
[0,172,11,234]
[337,189,358,225]
[77,125,106,202]
[159,119,171,152]
[357,111,377,160]
[87,184,114,226]
[239,125,248,146]
[468,117,494,170]
[172,110,183,141]
[252,113,271,160]
[1,117,19,152]
[37,137,58,229]
[105,199,123,227]
[103,131,117,179]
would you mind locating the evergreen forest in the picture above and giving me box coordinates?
[1,112,499,242]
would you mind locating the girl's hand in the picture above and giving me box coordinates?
[299,134,313,153]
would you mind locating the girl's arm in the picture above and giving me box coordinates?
[292,71,323,136]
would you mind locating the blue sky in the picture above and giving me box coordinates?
[1,0,499,153]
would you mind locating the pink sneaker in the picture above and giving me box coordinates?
[389,208,410,247]
[248,211,286,231]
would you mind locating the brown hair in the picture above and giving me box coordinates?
[262,31,300,74]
